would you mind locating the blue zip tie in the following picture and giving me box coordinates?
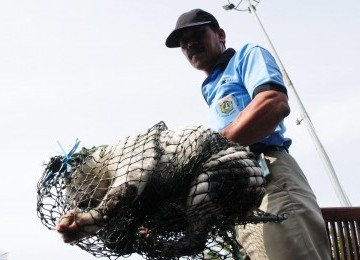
[42,138,80,187]
[58,138,80,175]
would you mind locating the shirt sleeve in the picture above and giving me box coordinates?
[238,45,286,98]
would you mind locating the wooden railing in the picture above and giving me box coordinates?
[321,207,360,260]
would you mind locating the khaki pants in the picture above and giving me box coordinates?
[235,150,331,260]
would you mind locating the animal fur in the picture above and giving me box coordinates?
[42,122,265,258]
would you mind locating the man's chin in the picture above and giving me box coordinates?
[190,56,206,70]
[191,62,207,72]
[190,52,204,62]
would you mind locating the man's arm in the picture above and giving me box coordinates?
[219,90,290,146]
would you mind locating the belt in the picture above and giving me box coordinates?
[249,143,288,155]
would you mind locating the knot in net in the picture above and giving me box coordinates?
[37,121,285,259]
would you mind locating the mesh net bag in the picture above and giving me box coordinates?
[37,121,285,259]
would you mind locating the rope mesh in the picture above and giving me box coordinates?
[37,121,285,259]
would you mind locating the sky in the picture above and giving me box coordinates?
[0,0,359,259]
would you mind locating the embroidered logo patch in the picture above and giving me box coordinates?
[219,95,234,114]
[220,76,237,85]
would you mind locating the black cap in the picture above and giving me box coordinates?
[166,9,219,48]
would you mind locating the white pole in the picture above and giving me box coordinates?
[246,0,351,206]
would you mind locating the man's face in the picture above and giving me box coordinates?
[179,25,225,75]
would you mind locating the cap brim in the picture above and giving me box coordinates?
[165,21,211,48]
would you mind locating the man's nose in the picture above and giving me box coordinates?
[186,39,198,49]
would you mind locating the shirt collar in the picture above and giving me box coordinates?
[202,48,236,87]
[213,48,236,70]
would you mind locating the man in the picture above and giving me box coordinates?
[165,8,331,260]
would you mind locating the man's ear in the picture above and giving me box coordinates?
[218,28,226,45]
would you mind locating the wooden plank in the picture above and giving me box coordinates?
[349,221,359,260]
[329,221,340,260]
[322,207,360,222]
[343,221,353,259]
[336,221,346,259]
